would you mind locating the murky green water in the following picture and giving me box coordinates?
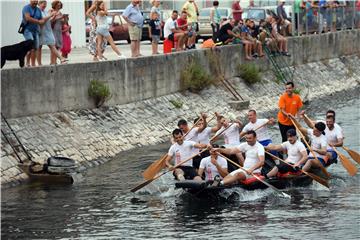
[2,97,359,239]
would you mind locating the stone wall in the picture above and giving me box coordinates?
[1,55,360,187]
[1,30,360,118]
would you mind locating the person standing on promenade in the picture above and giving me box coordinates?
[61,14,72,59]
[22,0,45,67]
[37,0,67,65]
[277,81,303,142]
[49,0,64,64]
[232,0,243,22]
[182,0,199,49]
[123,0,144,57]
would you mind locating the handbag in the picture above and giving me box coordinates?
[18,22,26,34]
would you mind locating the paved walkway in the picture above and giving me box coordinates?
[2,40,202,69]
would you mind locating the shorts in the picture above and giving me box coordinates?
[96,25,110,37]
[151,34,160,43]
[23,29,39,49]
[219,34,232,43]
[128,25,142,41]
[308,157,326,167]
[229,168,261,179]
[174,166,199,180]
[167,33,175,41]
[327,150,337,161]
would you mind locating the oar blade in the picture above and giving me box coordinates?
[130,178,154,193]
[304,171,330,188]
[339,153,358,176]
[344,147,360,164]
[142,155,167,180]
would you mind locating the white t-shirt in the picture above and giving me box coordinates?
[199,156,227,180]
[307,129,327,159]
[281,140,307,164]
[184,127,198,141]
[164,17,176,38]
[168,140,196,167]
[237,141,265,173]
[196,127,212,144]
[241,119,270,142]
[317,120,343,135]
[215,124,240,145]
[324,125,343,150]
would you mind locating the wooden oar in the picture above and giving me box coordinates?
[332,146,358,176]
[142,115,213,180]
[240,120,270,141]
[342,146,360,164]
[290,118,331,178]
[265,151,330,188]
[210,122,235,143]
[131,148,209,193]
[217,153,291,198]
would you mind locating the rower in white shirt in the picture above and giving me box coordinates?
[213,130,265,186]
[265,129,308,177]
[198,145,228,181]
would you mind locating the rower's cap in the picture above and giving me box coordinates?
[314,122,326,135]
[286,129,297,137]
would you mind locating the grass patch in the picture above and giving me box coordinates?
[88,80,112,108]
[238,63,261,84]
[169,99,183,109]
[180,60,213,93]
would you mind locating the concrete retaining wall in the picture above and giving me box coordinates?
[2,30,360,118]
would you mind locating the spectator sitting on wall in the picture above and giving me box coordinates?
[241,19,264,59]
[217,18,239,45]
[248,20,264,57]
[232,20,254,60]
[269,15,290,57]
[277,0,292,36]
[163,10,187,51]
[176,11,190,50]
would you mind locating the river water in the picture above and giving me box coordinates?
[2,97,360,239]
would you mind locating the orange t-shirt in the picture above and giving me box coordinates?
[277,93,303,126]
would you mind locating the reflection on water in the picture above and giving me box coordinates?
[2,98,360,239]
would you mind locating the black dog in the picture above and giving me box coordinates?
[1,39,34,68]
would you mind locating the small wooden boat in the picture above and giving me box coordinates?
[175,171,316,199]
[19,157,80,184]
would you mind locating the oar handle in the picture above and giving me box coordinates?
[217,153,290,198]
[290,118,330,177]
[240,120,270,141]
[210,122,235,142]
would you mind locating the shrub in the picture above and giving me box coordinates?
[180,60,213,93]
[169,99,183,109]
[293,88,301,95]
[88,80,112,108]
[238,63,261,84]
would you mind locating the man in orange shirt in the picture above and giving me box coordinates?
[277,81,303,142]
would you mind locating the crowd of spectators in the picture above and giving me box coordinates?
[13,0,360,67]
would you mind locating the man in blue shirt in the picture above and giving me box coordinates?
[22,0,45,66]
[122,0,144,57]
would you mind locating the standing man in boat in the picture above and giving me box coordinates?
[301,112,343,165]
[213,130,265,186]
[277,81,303,142]
[165,129,208,181]
[264,129,308,177]
[198,146,228,181]
[290,116,328,172]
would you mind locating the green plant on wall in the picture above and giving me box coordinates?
[88,80,112,108]
[180,59,213,93]
[169,99,183,109]
[238,63,261,84]
[293,88,301,95]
